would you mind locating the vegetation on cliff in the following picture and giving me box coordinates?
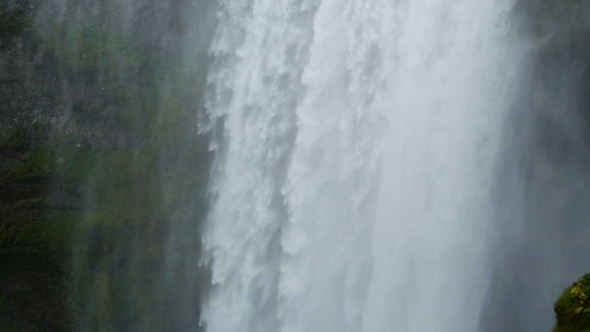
[554,273,590,332]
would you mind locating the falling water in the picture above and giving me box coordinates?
[202,0,524,331]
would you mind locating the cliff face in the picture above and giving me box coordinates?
[0,0,134,149]
[0,0,215,330]
[1,2,75,330]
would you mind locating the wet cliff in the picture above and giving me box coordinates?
[0,0,215,330]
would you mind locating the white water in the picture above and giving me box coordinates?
[202,0,524,331]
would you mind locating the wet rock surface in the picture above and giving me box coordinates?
[0,0,215,330]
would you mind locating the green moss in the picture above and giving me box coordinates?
[64,146,172,329]
[554,273,590,332]
[54,147,97,194]
[49,25,142,75]
[6,148,54,181]
[0,294,21,332]
[0,212,76,252]
[0,126,31,151]
[5,145,94,184]
[0,1,31,37]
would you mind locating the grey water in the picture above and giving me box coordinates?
[200,1,590,332]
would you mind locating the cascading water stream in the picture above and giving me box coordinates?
[202,0,525,331]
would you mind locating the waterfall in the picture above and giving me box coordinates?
[202,0,524,331]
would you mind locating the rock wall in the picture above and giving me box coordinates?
[0,0,215,330]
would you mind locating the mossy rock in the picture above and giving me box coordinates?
[554,273,590,332]
[0,0,32,37]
